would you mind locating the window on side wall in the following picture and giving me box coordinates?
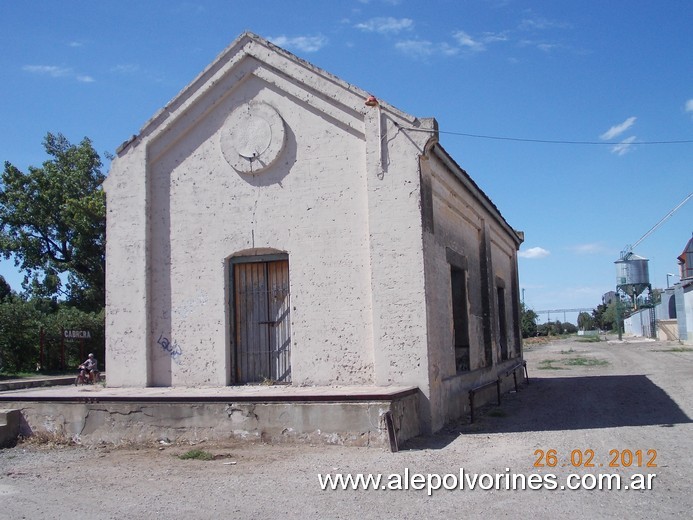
[451,265,470,373]
[497,285,508,361]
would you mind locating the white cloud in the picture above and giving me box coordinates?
[611,135,637,156]
[600,116,636,140]
[481,32,509,44]
[451,30,508,53]
[23,64,94,83]
[568,243,607,255]
[686,99,693,117]
[518,38,562,53]
[68,41,83,48]
[111,64,140,74]
[355,17,413,34]
[22,65,71,78]
[439,42,461,56]
[452,30,486,52]
[536,42,559,52]
[394,39,460,58]
[269,35,328,53]
[394,39,436,58]
[518,247,550,259]
[519,18,571,31]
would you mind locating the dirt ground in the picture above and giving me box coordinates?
[1,335,691,519]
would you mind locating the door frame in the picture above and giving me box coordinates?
[229,253,291,385]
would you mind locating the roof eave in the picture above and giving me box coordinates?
[429,143,523,247]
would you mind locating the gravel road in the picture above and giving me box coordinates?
[1,335,691,519]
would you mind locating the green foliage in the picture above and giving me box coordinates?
[577,334,602,343]
[0,133,106,309]
[178,449,214,461]
[537,359,564,370]
[0,297,104,373]
[591,301,622,332]
[601,301,620,332]
[534,320,577,336]
[0,275,11,301]
[577,311,594,330]
[520,302,538,338]
[563,356,609,367]
[653,347,693,353]
[0,133,107,372]
[538,356,608,370]
[563,322,578,334]
[0,296,42,372]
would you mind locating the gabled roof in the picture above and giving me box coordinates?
[110,31,520,243]
[116,31,423,156]
[679,234,693,260]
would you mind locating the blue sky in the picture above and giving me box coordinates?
[1,0,691,323]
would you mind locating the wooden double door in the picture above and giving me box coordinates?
[232,258,291,384]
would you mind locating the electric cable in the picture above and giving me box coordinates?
[394,122,693,145]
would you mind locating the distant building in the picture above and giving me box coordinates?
[672,234,693,342]
[602,291,618,306]
[103,32,525,433]
[626,233,693,343]
[677,234,693,280]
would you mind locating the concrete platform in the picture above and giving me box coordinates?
[0,375,77,392]
[0,384,420,449]
[0,409,21,448]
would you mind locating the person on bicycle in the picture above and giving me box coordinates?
[79,353,98,381]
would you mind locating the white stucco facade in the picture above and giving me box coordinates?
[103,32,524,432]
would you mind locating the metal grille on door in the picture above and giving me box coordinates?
[233,259,291,383]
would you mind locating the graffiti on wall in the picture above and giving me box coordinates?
[157,333,183,364]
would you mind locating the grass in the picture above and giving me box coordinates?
[538,356,608,370]
[178,449,215,461]
[537,359,565,370]
[0,371,37,380]
[18,431,76,447]
[0,370,79,381]
[653,347,693,353]
[564,356,609,367]
[560,348,576,354]
[577,335,602,343]
[523,337,553,346]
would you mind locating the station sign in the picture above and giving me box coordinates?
[63,330,91,340]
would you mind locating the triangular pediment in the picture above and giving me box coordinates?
[116,32,419,162]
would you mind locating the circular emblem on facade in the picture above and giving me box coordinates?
[221,102,286,173]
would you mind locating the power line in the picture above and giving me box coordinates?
[535,308,593,314]
[396,123,693,145]
[628,192,693,253]
[437,130,693,145]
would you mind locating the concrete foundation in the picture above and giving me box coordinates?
[0,385,419,449]
[0,409,21,448]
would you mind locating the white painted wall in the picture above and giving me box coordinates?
[103,32,522,433]
[104,34,436,392]
[419,149,523,431]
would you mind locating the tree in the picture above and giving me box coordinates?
[0,295,105,373]
[601,301,620,332]
[0,133,105,309]
[520,302,538,338]
[577,311,594,331]
[563,322,578,334]
[592,301,619,332]
[0,296,42,372]
[0,275,11,302]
